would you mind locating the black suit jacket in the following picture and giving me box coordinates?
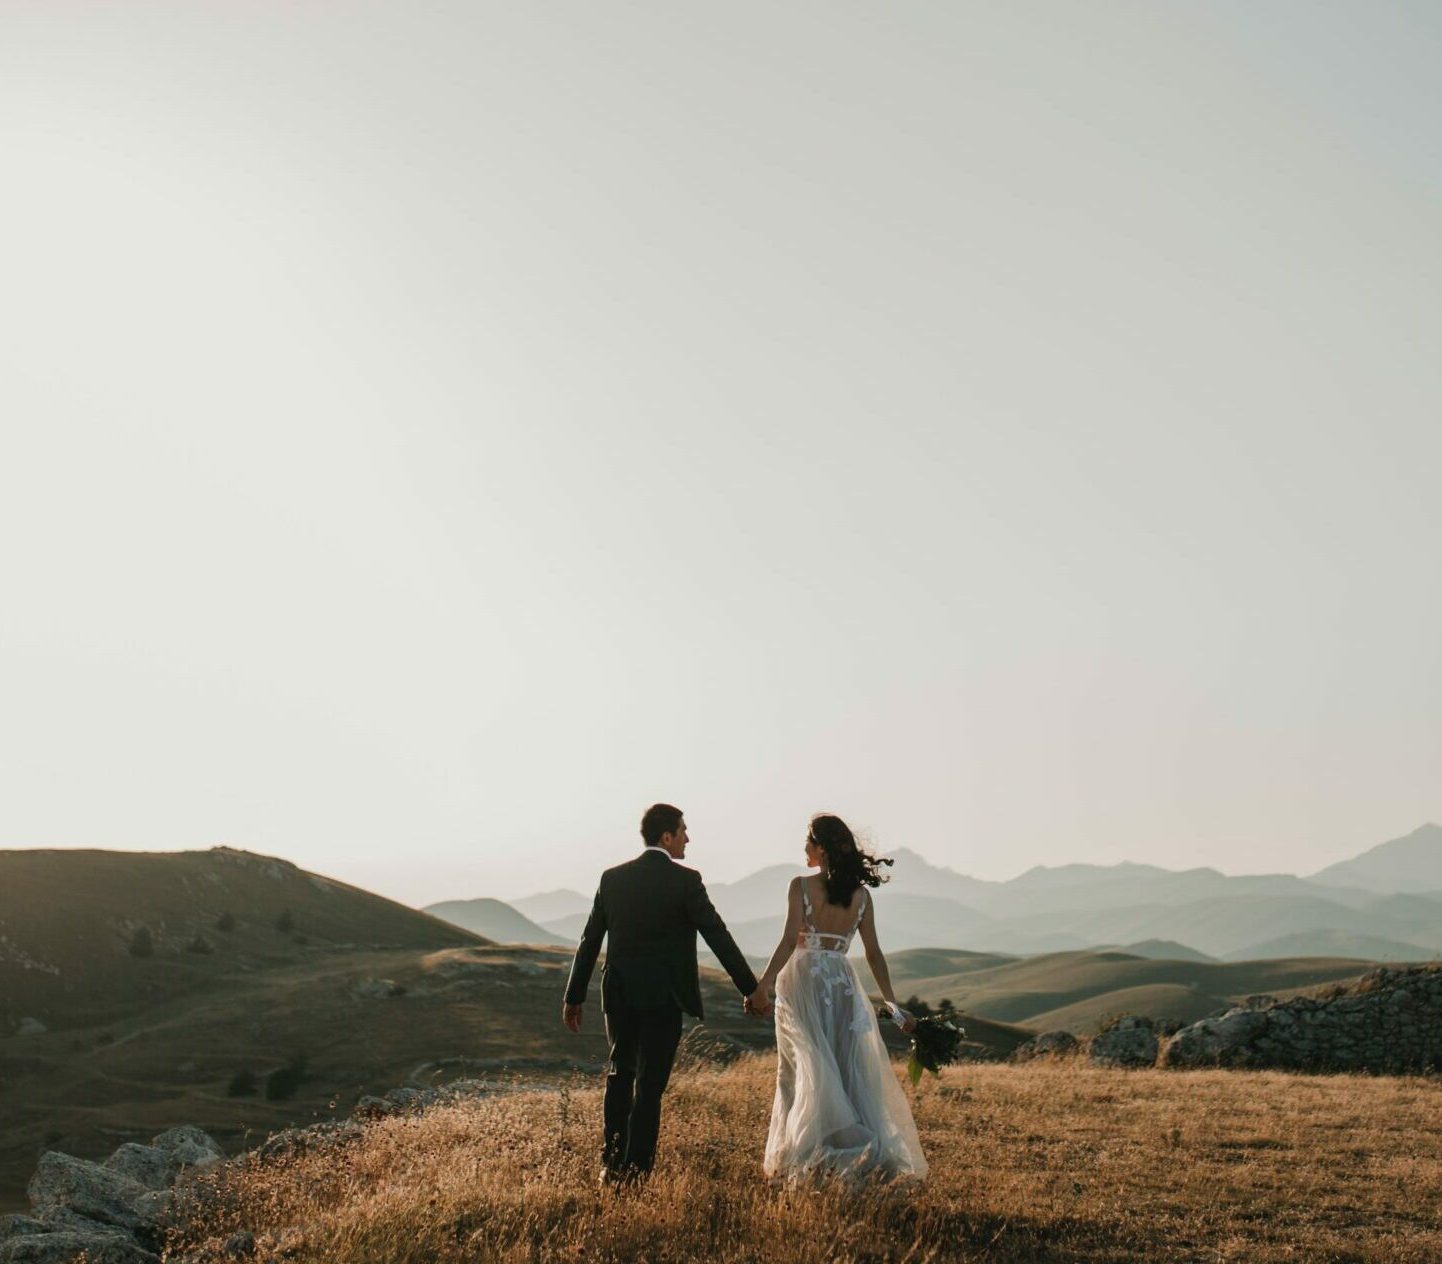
[563,849,757,1020]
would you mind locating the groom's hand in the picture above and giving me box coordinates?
[563,1002,583,1033]
[745,989,772,1018]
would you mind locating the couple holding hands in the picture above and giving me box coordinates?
[563,804,928,1184]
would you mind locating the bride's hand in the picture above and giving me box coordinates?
[899,1010,917,1034]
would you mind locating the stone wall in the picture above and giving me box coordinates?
[1162,964,1442,1073]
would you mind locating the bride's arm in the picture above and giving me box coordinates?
[857,896,916,1032]
[755,877,803,998]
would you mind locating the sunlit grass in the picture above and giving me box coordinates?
[168,1057,1442,1263]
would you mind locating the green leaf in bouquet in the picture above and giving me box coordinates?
[907,1054,924,1086]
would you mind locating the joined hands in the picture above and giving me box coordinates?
[744,988,773,1018]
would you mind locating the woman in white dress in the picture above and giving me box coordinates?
[756,814,928,1181]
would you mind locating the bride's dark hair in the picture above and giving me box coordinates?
[809,813,892,907]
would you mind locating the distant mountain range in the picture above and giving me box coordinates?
[436,824,1442,963]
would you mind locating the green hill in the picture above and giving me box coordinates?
[0,847,487,1033]
[1025,983,1233,1034]
[899,949,1380,1030]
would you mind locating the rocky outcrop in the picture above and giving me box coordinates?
[1162,965,1442,1072]
[2,1123,230,1264]
[26,1154,156,1236]
[0,1231,159,1263]
[1089,1016,1159,1068]
[1012,1030,1080,1061]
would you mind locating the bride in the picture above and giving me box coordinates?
[756,814,928,1180]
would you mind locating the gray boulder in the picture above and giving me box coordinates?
[150,1126,223,1169]
[26,1152,155,1235]
[1161,1008,1270,1068]
[1089,1017,1159,1068]
[0,1220,45,1243]
[0,1233,159,1264]
[104,1144,176,1190]
[1014,1030,1080,1061]
[351,978,404,998]
[15,1018,47,1038]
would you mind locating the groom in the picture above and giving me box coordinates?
[563,803,768,1182]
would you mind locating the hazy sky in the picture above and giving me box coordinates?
[2,3,1438,907]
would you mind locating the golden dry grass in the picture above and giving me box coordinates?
[165,1056,1442,1263]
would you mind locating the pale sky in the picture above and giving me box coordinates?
[2,2,1438,907]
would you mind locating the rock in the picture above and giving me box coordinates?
[15,1019,46,1038]
[351,978,404,999]
[353,1095,397,1120]
[33,1208,131,1236]
[221,1230,256,1257]
[0,1219,45,1244]
[1089,1024,1159,1068]
[150,1126,223,1169]
[382,1087,426,1110]
[255,1121,362,1163]
[1161,1009,1269,1068]
[0,1233,159,1264]
[26,1152,156,1235]
[1012,1030,1080,1061]
[104,1145,176,1190]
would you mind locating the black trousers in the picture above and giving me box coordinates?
[602,1000,684,1175]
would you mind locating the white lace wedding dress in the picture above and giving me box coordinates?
[763,884,928,1180]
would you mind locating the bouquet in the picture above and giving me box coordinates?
[880,1004,967,1085]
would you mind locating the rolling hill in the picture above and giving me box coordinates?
[423,897,569,946]
[894,948,1379,1032]
[1223,930,1439,963]
[0,847,483,1033]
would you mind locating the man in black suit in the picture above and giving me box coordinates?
[563,803,768,1182]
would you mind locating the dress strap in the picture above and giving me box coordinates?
[851,888,868,931]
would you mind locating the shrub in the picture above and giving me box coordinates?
[275,910,294,934]
[187,936,214,955]
[217,912,236,933]
[265,1054,309,1102]
[128,926,154,958]
[227,1070,258,1097]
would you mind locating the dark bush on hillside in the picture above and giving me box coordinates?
[265,1054,309,1102]
[275,910,294,934]
[217,912,236,933]
[128,926,155,958]
[187,935,214,954]
[228,1070,258,1097]
[903,995,961,1021]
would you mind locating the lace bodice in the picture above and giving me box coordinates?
[796,882,867,953]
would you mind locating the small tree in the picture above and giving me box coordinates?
[217,912,236,933]
[265,1053,309,1102]
[186,935,214,955]
[128,926,154,958]
[274,909,294,934]
[227,1070,258,1097]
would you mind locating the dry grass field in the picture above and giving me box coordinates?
[168,1056,1442,1264]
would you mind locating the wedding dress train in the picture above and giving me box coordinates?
[763,885,928,1180]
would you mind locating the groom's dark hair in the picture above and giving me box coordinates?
[641,803,684,847]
